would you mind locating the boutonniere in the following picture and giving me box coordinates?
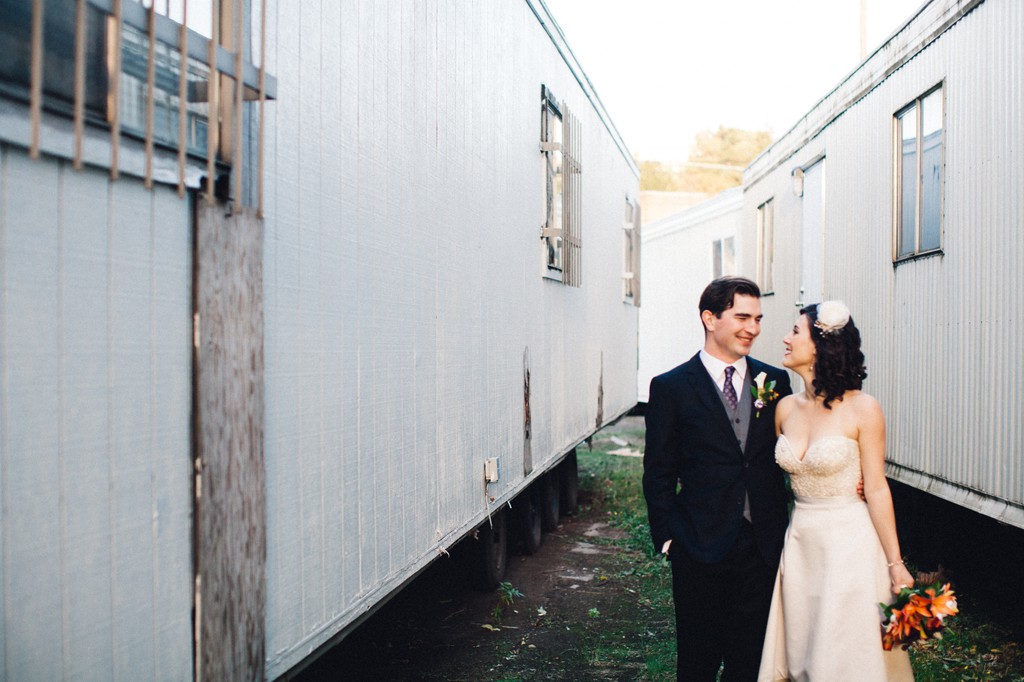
[751,371,779,418]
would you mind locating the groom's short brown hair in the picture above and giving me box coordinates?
[698,276,761,331]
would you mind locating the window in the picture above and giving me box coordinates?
[622,198,640,304]
[894,85,943,259]
[756,198,774,292]
[712,236,735,279]
[540,85,582,286]
[1,0,276,208]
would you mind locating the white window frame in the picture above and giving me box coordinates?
[893,83,944,261]
[540,84,581,287]
[622,197,640,304]
[756,198,775,293]
[712,236,736,279]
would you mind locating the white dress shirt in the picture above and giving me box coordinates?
[699,349,746,398]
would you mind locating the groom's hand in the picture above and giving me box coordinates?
[661,540,672,555]
[856,479,866,501]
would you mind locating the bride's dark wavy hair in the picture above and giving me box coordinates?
[801,303,867,409]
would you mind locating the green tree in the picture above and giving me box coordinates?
[639,126,772,194]
[637,159,684,191]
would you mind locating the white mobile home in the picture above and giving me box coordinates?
[0,1,640,679]
[741,0,1023,529]
[637,187,741,403]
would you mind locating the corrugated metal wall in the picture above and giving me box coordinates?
[638,188,742,403]
[0,146,193,680]
[742,0,1023,527]
[260,1,640,676]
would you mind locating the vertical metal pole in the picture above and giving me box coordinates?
[73,0,87,169]
[144,1,157,188]
[233,0,244,205]
[206,0,220,205]
[29,0,43,159]
[177,0,188,197]
[258,0,266,217]
[110,0,123,179]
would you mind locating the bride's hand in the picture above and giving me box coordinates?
[890,563,914,595]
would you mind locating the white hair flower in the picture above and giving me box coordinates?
[814,300,851,335]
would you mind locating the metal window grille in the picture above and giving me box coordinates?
[561,104,582,287]
[622,198,641,304]
[11,0,274,213]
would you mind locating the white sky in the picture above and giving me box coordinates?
[542,0,926,161]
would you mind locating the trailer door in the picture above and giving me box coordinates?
[799,158,825,306]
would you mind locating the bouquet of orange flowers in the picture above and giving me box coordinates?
[881,577,959,651]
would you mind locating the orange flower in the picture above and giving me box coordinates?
[927,584,959,619]
[880,579,959,650]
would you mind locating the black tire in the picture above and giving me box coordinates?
[560,449,579,515]
[473,508,508,590]
[540,469,561,531]
[516,485,544,555]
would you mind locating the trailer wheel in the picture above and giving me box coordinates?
[560,449,579,515]
[473,508,508,590]
[516,485,543,555]
[540,469,561,531]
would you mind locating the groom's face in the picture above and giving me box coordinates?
[703,294,762,363]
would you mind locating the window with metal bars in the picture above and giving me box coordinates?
[0,0,275,210]
[623,198,640,304]
[540,84,582,287]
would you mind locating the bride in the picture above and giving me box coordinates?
[758,301,915,681]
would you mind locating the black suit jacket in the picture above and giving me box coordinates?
[643,353,793,565]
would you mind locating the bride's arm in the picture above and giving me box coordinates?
[857,394,915,593]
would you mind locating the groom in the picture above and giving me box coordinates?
[643,276,792,681]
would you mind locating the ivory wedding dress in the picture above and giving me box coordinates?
[757,435,914,681]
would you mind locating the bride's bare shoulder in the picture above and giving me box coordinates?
[777,393,799,413]
[847,391,884,421]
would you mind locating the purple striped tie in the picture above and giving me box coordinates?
[723,366,738,411]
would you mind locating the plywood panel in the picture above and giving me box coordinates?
[195,204,266,681]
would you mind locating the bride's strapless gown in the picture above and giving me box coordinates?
[757,435,914,681]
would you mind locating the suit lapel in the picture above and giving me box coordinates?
[744,357,771,453]
[683,354,738,446]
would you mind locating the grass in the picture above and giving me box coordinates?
[575,420,1024,682]
[908,607,1024,681]
[574,428,677,680]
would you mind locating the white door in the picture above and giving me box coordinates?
[799,159,824,308]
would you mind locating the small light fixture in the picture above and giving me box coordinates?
[791,167,805,197]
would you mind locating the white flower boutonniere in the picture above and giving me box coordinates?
[751,371,779,418]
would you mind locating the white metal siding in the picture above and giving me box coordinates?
[742,0,1023,526]
[638,188,743,403]
[261,1,639,676]
[0,146,193,681]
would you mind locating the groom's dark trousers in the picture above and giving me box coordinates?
[643,354,792,681]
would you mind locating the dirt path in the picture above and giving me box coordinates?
[297,428,670,681]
